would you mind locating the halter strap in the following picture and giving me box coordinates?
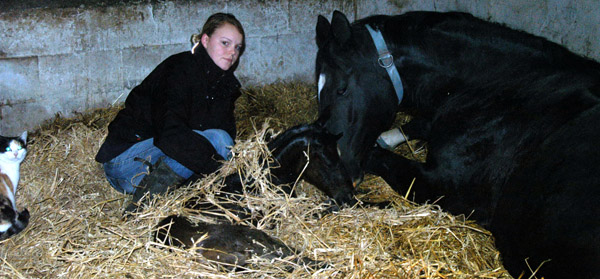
[365,24,404,105]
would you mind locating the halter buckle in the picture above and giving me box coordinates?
[378,53,394,68]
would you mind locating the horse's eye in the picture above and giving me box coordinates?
[337,88,347,96]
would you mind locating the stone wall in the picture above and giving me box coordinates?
[1,0,598,135]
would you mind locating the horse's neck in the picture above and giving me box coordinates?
[271,136,311,172]
[390,34,535,111]
[390,16,597,95]
[273,137,308,159]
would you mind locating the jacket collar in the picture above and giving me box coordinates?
[192,43,238,83]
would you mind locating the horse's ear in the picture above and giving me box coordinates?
[331,10,351,46]
[316,15,331,49]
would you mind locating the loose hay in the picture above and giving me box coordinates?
[0,82,511,278]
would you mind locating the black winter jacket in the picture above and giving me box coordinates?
[95,46,241,175]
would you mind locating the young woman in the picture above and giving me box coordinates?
[95,13,245,212]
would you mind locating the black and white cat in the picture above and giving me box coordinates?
[0,131,29,241]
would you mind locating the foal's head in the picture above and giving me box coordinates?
[268,118,356,205]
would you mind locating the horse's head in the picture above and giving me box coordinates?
[269,116,356,205]
[315,11,399,185]
[302,121,356,204]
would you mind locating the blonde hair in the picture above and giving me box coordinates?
[190,33,202,45]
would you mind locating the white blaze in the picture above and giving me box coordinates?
[317,73,325,102]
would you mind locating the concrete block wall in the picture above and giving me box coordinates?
[1,0,598,135]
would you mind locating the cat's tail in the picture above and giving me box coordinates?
[0,208,30,241]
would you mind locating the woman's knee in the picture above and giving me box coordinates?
[103,158,148,194]
[197,129,233,145]
[194,129,234,159]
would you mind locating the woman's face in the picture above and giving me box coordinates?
[201,23,244,71]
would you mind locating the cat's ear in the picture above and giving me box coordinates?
[20,131,27,142]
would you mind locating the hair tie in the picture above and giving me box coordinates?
[191,42,200,54]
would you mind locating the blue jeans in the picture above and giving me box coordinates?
[102,129,233,194]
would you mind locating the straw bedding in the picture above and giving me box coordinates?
[0,82,511,278]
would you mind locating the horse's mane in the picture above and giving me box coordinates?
[268,124,320,160]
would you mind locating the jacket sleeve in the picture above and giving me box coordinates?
[151,69,223,175]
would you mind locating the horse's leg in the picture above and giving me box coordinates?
[365,146,499,227]
[376,116,431,151]
[399,116,431,141]
[363,146,426,195]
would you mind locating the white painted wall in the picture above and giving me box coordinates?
[1,0,598,135]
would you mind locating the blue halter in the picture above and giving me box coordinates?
[365,24,405,105]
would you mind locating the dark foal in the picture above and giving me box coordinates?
[223,119,357,205]
[157,117,385,269]
[155,215,324,270]
[189,115,384,216]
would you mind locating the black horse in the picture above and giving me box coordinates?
[315,11,599,278]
